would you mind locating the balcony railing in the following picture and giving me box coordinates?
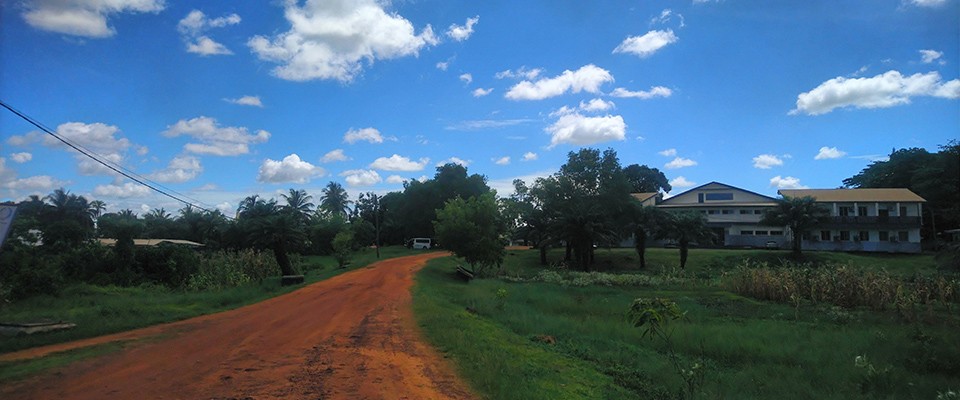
[824,216,921,227]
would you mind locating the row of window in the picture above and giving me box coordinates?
[837,205,909,217]
[740,230,783,236]
[807,230,910,242]
[700,209,764,215]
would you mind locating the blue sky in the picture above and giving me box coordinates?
[1,0,958,215]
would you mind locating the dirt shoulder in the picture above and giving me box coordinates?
[1,252,475,399]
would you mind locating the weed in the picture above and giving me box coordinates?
[495,288,508,310]
[628,298,706,399]
[854,354,893,396]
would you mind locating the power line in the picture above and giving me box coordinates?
[0,99,232,220]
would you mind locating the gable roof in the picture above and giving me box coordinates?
[631,192,659,202]
[660,181,778,205]
[779,188,926,203]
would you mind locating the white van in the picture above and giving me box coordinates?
[411,238,431,250]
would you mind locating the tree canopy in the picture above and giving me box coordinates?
[760,196,830,257]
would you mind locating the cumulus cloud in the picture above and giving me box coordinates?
[4,175,66,192]
[6,131,42,146]
[610,86,672,99]
[770,175,808,189]
[386,175,405,184]
[495,66,542,80]
[340,169,382,186]
[40,122,140,176]
[94,182,151,198]
[224,96,263,107]
[459,73,473,84]
[437,157,471,167]
[148,156,203,183]
[163,116,270,156]
[665,157,697,169]
[791,70,960,115]
[370,154,429,171]
[247,0,438,82]
[10,153,32,163]
[669,176,695,188]
[177,10,240,56]
[472,88,493,97]
[545,113,626,148]
[21,0,164,38]
[579,98,615,112]
[752,154,784,169]
[343,127,387,144]
[447,15,478,41]
[522,152,538,161]
[494,156,510,165]
[919,49,945,64]
[658,148,677,157]
[505,64,614,100]
[445,119,533,131]
[186,36,232,55]
[814,146,846,160]
[322,149,350,163]
[257,154,325,184]
[613,30,678,58]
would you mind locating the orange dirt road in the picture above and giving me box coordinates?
[0,252,475,400]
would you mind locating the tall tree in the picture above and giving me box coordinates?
[760,196,831,258]
[623,164,672,193]
[434,192,506,277]
[281,188,315,224]
[663,211,713,269]
[629,204,669,269]
[237,197,304,276]
[318,182,352,218]
[42,188,95,248]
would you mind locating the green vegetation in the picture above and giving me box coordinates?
[414,247,959,399]
[434,192,506,276]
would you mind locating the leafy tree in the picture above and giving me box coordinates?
[623,164,672,193]
[143,207,177,239]
[663,211,713,269]
[42,188,95,249]
[237,197,305,276]
[318,182,352,218]
[354,192,382,257]
[281,188,314,224]
[760,196,830,257]
[629,204,669,268]
[433,192,506,277]
[332,229,354,268]
[398,163,491,239]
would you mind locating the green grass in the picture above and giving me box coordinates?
[414,248,958,399]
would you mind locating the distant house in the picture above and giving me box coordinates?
[97,238,204,248]
[631,192,662,207]
[778,188,925,254]
[654,182,786,248]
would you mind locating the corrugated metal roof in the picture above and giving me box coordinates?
[779,188,926,202]
[631,192,659,202]
[97,238,204,247]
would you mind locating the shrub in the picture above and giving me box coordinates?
[0,249,64,300]
[135,246,200,288]
[186,249,279,291]
[332,230,354,268]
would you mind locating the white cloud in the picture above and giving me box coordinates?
[7,131,42,146]
[322,149,350,163]
[343,127,385,144]
[770,176,808,189]
[459,73,473,84]
[247,0,438,82]
[148,156,203,183]
[10,153,32,163]
[43,122,138,176]
[919,49,944,64]
[437,157,470,167]
[472,88,493,97]
[186,36,232,56]
[216,202,232,214]
[658,148,677,157]
[5,175,66,192]
[94,182,151,198]
[505,64,614,100]
[385,175,405,184]
[257,154,325,184]
[370,154,429,171]
[163,116,270,156]
[494,156,510,165]
[579,98,615,112]
[340,169,382,186]
[665,157,697,169]
[613,30,678,58]
[908,0,948,7]
[545,113,627,148]
[21,0,164,38]
[792,70,960,115]
[752,154,784,169]
[436,61,449,71]
[610,86,673,99]
[522,152,538,161]
[444,119,533,130]
[447,15,479,41]
[669,176,695,188]
[814,146,847,160]
[225,96,263,107]
[495,66,542,80]
[651,9,685,28]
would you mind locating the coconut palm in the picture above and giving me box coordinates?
[760,196,830,258]
[663,211,714,269]
[237,196,305,276]
[629,204,669,269]
[318,182,352,218]
[281,188,314,224]
[89,200,107,220]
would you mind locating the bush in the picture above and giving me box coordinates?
[332,230,354,268]
[135,246,200,288]
[186,249,279,291]
[0,249,64,300]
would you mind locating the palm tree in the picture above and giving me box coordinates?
[236,195,261,219]
[663,211,714,269]
[760,196,830,258]
[237,197,304,276]
[89,200,107,220]
[281,188,314,223]
[318,182,352,218]
[629,204,669,269]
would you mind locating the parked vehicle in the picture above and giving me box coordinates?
[407,238,431,250]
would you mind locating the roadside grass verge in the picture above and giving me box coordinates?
[415,248,959,399]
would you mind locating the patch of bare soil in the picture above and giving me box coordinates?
[0,252,474,400]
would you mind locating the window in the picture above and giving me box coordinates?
[755,230,769,235]
[899,206,908,216]
[722,209,732,215]
[708,210,718,215]
[698,193,704,203]
[898,231,909,242]
[740,210,750,214]
[741,230,754,235]
[858,231,869,241]
[820,230,831,241]
[754,210,763,215]
[858,206,868,216]
[700,210,707,214]
[705,193,734,201]
[839,206,852,217]
[839,231,850,241]
[879,231,889,241]
[770,231,783,236]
